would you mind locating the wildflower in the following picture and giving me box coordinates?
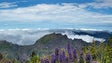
[41,59,44,63]
[55,48,59,61]
[86,53,92,63]
[73,49,78,62]
[67,44,71,54]
[51,54,56,63]
[55,48,59,56]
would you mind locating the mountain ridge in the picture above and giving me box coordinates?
[0,33,89,61]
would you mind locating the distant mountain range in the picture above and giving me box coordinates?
[0,33,89,61]
[49,29,112,42]
[0,29,112,45]
[72,30,112,39]
[0,29,112,62]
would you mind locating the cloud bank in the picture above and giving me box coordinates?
[0,29,105,45]
[0,29,51,45]
[61,30,105,42]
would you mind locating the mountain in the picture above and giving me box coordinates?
[50,29,112,39]
[0,40,21,59]
[72,30,112,39]
[0,29,112,45]
[34,33,88,48]
[0,33,89,61]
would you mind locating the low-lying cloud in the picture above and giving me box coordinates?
[0,29,51,45]
[61,30,105,42]
[0,29,105,45]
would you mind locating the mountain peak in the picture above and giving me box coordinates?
[34,33,87,49]
[34,33,68,44]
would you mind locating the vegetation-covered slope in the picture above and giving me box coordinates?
[0,33,88,61]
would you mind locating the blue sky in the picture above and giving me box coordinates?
[0,0,112,31]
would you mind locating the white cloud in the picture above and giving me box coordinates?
[0,29,105,45]
[79,0,112,9]
[0,2,17,8]
[0,29,52,45]
[72,35,105,42]
[77,28,103,31]
[0,3,112,24]
[61,30,105,42]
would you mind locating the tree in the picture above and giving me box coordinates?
[89,40,97,60]
[29,51,40,63]
[31,51,37,57]
[105,37,112,63]
[0,53,3,60]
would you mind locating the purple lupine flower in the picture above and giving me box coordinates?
[86,53,92,63]
[61,51,67,63]
[51,54,56,63]
[68,53,73,62]
[45,59,49,63]
[73,49,77,59]
[58,54,63,62]
[55,48,59,56]
[41,58,50,63]
[44,58,49,63]
[54,48,59,61]
[62,51,66,60]
[67,44,73,62]
[41,59,44,63]
[67,43,71,54]
[73,49,78,62]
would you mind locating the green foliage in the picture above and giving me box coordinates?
[89,41,97,60]
[29,56,40,63]
[0,43,11,50]
[31,51,37,57]
[12,59,19,63]
[107,37,112,46]
[106,37,112,62]
[0,53,3,60]
[38,33,59,44]
[28,51,40,63]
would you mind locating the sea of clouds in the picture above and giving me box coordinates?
[0,29,105,45]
